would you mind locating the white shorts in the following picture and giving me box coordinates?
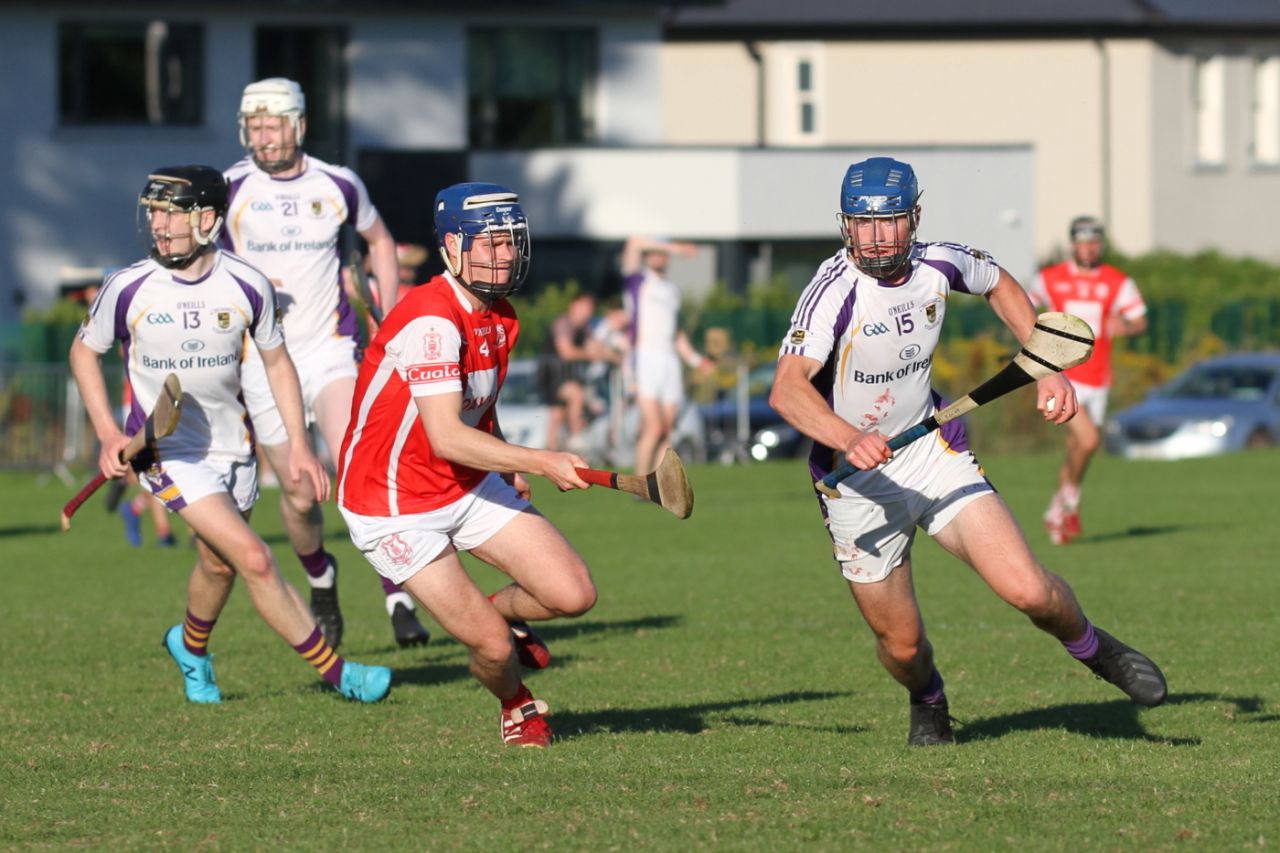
[633,348,684,406]
[242,335,359,446]
[821,448,993,584]
[338,472,530,586]
[137,454,258,513]
[1073,382,1110,425]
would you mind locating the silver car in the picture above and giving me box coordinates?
[1103,352,1280,460]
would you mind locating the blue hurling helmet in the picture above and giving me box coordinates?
[434,182,531,301]
[838,157,921,278]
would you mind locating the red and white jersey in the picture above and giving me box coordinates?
[1028,262,1145,388]
[336,274,519,516]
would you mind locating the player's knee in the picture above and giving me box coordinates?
[279,485,316,516]
[880,634,924,668]
[544,579,597,618]
[198,552,236,579]
[472,632,517,671]
[1003,575,1056,618]
[235,542,277,583]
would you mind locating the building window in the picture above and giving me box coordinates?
[1193,55,1226,166]
[59,21,202,126]
[468,28,596,148]
[1252,55,1280,165]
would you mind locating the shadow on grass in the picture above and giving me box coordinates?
[959,692,1269,745]
[1072,523,1211,544]
[368,615,684,691]
[553,690,854,739]
[4,523,64,537]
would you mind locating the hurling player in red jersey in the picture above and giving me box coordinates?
[1029,216,1147,544]
[336,183,596,748]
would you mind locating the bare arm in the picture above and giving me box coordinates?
[768,353,891,471]
[68,337,130,479]
[415,393,589,491]
[258,342,330,500]
[621,236,696,275]
[360,215,399,317]
[986,267,1077,425]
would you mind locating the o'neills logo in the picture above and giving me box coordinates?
[406,362,460,383]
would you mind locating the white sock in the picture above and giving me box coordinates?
[385,591,415,615]
[306,564,336,588]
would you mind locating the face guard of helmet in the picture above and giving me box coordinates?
[1069,215,1106,270]
[434,183,531,302]
[238,78,306,174]
[838,157,921,279]
[138,166,229,270]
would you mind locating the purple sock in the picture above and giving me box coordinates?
[1063,621,1100,660]
[292,626,344,686]
[182,611,216,657]
[910,669,946,705]
[297,548,331,580]
[380,575,400,597]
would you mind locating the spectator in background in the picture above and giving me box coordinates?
[1028,216,1147,545]
[621,236,713,475]
[537,292,613,452]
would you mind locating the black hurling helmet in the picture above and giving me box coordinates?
[138,165,229,269]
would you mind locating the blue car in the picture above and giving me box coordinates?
[1104,352,1280,460]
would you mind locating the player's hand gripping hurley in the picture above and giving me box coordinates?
[60,373,183,531]
[817,312,1094,498]
[574,447,694,519]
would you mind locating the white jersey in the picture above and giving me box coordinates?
[624,269,681,353]
[222,154,377,349]
[78,252,283,461]
[779,242,1001,494]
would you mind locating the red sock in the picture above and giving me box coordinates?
[502,683,534,711]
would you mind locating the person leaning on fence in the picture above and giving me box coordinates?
[1028,216,1147,545]
[768,157,1166,746]
[537,292,610,452]
[69,164,391,705]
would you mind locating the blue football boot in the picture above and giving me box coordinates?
[337,661,392,703]
[161,624,221,704]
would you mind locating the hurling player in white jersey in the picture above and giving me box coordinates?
[770,157,1166,745]
[69,166,391,705]
[336,183,597,747]
[620,236,713,475]
[222,78,431,651]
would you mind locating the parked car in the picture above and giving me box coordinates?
[496,358,707,469]
[699,363,811,463]
[1103,352,1280,460]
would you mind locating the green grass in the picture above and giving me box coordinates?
[2,450,1278,850]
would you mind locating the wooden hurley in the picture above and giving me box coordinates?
[574,447,694,519]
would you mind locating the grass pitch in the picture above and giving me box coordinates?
[2,450,1278,850]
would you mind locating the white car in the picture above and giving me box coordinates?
[496,358,706,468]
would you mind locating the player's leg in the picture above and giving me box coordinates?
[558,379,588,451]
[1046,386,1104,543]
[633,394,665,476]
[932,493,1166,706]
[401,549,551,747]
[313,371,431,648]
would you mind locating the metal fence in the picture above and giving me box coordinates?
[0,362,125,476]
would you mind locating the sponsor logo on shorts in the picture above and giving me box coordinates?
[380,533,414,567]
[406,362,461,384]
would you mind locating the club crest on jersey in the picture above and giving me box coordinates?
[423,330,442,361]
[923,298,943,328]
[309,199,324,217]
[379,533,414,568]
[789,329,807,345]
[215,310,233,332]
[496,323,507,348]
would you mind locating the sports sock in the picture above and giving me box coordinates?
[384,590,415,616]
[910,668,946,706]
[297,548,335,587]
[292,626,345,686]
[1060,483,1081,512]
[380,575,401,597]
[502,682,535,711]
[1062,621,1099,661]
[182,611,216,657]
